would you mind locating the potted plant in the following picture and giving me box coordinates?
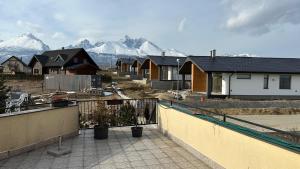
[93,101,111,139]
[119,101,143,137]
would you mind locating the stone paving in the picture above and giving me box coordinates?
[0,126,211,169]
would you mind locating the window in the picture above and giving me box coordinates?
[263,74,269,89]
[34,69,39,74]
[279,75,291,89]
[236,73,251,79]
[160,66,169,80]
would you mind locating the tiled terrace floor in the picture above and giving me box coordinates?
[0,126,211,169]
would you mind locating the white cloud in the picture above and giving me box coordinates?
[78,29,103,41]
[53,13,65,22]
[223,0,300,35]
[52,32,66,39]
[16,20,44,38]
[16,20,42,33]
[178,18,187,32]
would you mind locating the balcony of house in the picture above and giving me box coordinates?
[1,98,299,169]
[0,98,211,169]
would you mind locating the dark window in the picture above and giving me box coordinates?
[34,69,39,74]
[279,75,291,89]
[263,74,269,89]
[236,73,251,79]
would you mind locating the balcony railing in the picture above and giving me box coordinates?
[77,98,158,128]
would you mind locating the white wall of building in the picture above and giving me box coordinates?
[222,73,300,96]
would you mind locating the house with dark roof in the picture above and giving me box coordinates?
[115,58,135,75]
[28,48,99,75]
[180,50,300,99]
[140,53,189,90]
[131,57,146,79]
[1,56,31,74]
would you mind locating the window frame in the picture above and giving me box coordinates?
[279,74,291,90]
[263,74,269,89]
[33,69,39,74]
[236,73,251,79]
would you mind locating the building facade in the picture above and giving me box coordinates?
[1,56,31,74]
[180,54,300,99]
[29,48,99,75]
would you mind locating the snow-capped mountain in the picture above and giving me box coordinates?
[0,33,186,67]
[67,35,186,57]
[0,33,49,63]
[66,35,186,67]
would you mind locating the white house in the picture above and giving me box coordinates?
[179,53,300,99]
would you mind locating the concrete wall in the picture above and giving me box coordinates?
[222,73,300,96]
[191,64,206,92]
[151,80,183,90]
[158,104,300,169]
[0,106,79,159]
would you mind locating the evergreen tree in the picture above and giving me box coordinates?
[0,77,9,114]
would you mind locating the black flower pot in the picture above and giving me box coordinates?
[94,125,108,139]
[131,127,143,137]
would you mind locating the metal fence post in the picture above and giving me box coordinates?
[223,114,226,122]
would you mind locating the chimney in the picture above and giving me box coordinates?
[210,49,216,58]
[62,47,65,50]
[161,51,165,56]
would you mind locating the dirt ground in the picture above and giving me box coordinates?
[5,80,44,95]
[116,80,166,99]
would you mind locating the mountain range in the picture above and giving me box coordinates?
[0,33,186,67]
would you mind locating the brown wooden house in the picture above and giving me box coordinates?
[28,48,99,75]
[131,57,146,79]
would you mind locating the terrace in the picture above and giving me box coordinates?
[1,98,299,169]
[0,126,210,169]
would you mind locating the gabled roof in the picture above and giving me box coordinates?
[132,57,146,67]
[1,56,29,67]
[42,48,83,67]
[32,55,49,66]
[180,56,300,74]
[28,48,98,69]
[140,55,186,69]
[116,58,136,66]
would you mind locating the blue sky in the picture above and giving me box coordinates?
[0,0,300,57]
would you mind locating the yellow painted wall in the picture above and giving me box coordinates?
[191,64,207,92]
[0,106,78,154]
[158,104,300,169]
[150,61,159,80]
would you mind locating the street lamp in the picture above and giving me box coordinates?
[176,58,180,100]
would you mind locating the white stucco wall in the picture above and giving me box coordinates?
[222,73,300,96]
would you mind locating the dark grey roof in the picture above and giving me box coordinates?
[116,58,136,66]
[42,48,83,67]
[1,56,29,67]
[181,56,300,73]
[132,57,146,67]
[136,57,146,64]
[146,55,186,66]
[28,48,98,69]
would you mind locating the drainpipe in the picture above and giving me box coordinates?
[228,73,234,98]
